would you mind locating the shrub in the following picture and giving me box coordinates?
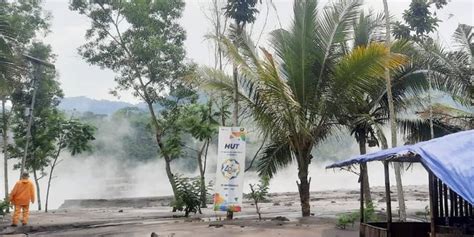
[172,174,202,217]
[0,198,10,216]
[336,201,378,229]
[245,176,270,220]
[336,213,358,229]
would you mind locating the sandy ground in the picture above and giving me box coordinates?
[0,185,429,237]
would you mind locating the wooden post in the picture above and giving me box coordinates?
[383,161,392,237]
[360,163,365,223]
[360,163,365,237]
[429,173,436,237]
[443,184,448,218]
[450,190,454,217]
[453,192,458,217]
[433,177,439,219]
[438,179,443,218]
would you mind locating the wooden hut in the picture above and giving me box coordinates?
[327,130,474,237]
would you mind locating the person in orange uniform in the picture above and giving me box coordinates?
[9,172,35,227]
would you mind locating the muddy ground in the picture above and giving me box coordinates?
[0,185,429,237]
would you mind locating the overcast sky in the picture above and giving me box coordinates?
[43,0,473,104]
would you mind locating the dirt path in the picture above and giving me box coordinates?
[0,185,428,236]
[13,217,358,237]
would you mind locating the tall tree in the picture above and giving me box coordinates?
[199,0,406,217]
[9,42,62,211]
[223,0,260,126]
[382,0,409,221]
[70,0,188,202]
[0,0,50,204]
[179,103,219,207]
[344,11,385,206]
[45,118,95,212]
[0,10,16,204]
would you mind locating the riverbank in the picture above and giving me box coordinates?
[0,185,429,236]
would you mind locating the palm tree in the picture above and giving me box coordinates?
[199,0,406,217]
[342,11,385,206]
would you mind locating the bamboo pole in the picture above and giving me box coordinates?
[360,163,365,224]
[429,173,436,237]
[383,161,392,237]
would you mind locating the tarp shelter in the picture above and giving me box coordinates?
[326,130,474,237]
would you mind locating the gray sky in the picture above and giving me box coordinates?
[43,0,473,104]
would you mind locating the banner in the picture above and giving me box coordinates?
[213,127,246,212]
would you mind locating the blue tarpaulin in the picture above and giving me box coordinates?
[326,130,474,205]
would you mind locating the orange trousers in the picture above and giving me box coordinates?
[12,204,30,225]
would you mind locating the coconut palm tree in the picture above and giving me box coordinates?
[198,0,406,217]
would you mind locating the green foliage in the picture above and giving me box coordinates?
[336,213,357,229]
[0,0,50,46]
[393,0,448,40]
[9,42,62,173]
[246,176,270,202]
[0,14,17,87]
[59,119,95,156]
[172,174,202,217]
[223,0,260,28]
[363,201,378,222]
[0,198,11,216]
[70,0,187,102]
[245,176,269,220]
[336,201,377,229]
[197,0,407,217]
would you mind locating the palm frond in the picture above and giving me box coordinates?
[332,43,407,97]
[315,0,362,82]
[452,24,473,57]
[353,10,385,48]
[399,117,463,144]
[256,141,293,178]
[270,0,319,107]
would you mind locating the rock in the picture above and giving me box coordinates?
[209,223,224,228]
[310,213,315,216]
[284,202,293,207]
[272,216,290,221]
[151,232,158,237]
[118,209,123,213]
[273,202,281,206]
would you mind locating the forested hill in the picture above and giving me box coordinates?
[59,96,146,115]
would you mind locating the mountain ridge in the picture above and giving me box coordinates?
[59,96,145,115]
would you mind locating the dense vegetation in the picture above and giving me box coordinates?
[0,0,471,218]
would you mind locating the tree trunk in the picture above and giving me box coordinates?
[197,141,207,208]
[145,101,178,203]
[232,64,239,127]
[2,100,9,208]
[45,150,61,213]
[33,168,41,211]
[358,139,372,206]
[255,200,261,220]
[382,0,407,221]
[296,142,313,217]
[230,28,240,219]
[297,165,311,217]
[394,163,406,221]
